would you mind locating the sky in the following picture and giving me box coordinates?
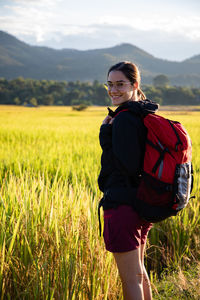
[0,0,200,61]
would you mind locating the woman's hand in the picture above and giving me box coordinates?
[102,116,112,124]
[102,116,114,125]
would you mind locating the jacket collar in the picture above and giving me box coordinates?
[107,99,159,117]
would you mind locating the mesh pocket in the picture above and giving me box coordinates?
[175,163,192,210]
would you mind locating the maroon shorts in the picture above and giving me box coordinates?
[103,205,152,253]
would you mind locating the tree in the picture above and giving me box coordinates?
[29,97,38,107]
[72,103,88,111]
[153,74,170,87]
[92,81,111,105]
[14,97,21,105]
[143,85,163,104]
[43,94,54,106]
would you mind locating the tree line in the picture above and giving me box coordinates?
[0,77,200,106]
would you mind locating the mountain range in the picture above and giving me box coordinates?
[0,31,200,86]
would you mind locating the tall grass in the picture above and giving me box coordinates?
[0,106,199,299]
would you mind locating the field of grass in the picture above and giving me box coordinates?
[0,105,199,299]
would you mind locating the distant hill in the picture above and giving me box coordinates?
[0,31,200,86]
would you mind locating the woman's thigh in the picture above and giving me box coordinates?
[113,249,143,283]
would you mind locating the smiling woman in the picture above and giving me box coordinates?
[106,74,136,106]
[98,61,158,300]
[106,61,146,106]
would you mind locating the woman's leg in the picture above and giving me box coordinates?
[140,243,152,300]
[113,248,144,300]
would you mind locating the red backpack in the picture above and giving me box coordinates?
[98,109,194,235]
[135,113,194,222]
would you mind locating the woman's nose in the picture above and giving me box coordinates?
[110,85,118,92]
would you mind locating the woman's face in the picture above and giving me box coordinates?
[107,70,137,106]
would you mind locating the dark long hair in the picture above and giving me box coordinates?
[107,61,146,100]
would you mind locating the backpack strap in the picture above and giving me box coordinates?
[98,197,104,236]
[151,148,169,174]
[113,108,129,118]
[167,120,182,151]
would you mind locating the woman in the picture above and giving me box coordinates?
[98,61,159,300]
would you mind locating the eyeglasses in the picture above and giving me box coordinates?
[104,81,132,91]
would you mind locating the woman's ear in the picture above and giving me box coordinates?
[133,81,139,89]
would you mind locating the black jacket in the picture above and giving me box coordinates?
[98,99,159,210]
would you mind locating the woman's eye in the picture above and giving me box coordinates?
[116,83,124,87]
[108,83,113,88]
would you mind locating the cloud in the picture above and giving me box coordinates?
[1,1,62,42]
[99,14,200,41]
[2,0,200,42]
[10,0,62,6]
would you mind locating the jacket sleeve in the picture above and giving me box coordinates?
[112,112,144,177]
[98,123,114,192]
[99,124,112,150]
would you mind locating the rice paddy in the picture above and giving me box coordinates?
[0,105,199,299]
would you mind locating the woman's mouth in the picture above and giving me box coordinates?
[111,95,121,100]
